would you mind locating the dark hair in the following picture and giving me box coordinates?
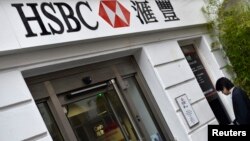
[215,77,234,91]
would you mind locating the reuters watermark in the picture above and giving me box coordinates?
[208,125,249,140]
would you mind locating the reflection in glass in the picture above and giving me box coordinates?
[125,77,164,141]
[37,102,64,141]
[66,87,138,141]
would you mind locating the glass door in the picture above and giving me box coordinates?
[122,77,164,141]
[27,57,172,141]
[64,80,140,141]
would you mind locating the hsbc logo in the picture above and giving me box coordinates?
[11,0,178,38]
[99,0,130,28]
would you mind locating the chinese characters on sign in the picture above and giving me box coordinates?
[11,0,180,38]
[155,0,179,21]
[131,0,179,24]
[176,94,199,128]
[131,0,158,24]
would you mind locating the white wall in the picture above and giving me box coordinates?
[0,25,233,141]
[0,4,20,53]
[135,39,218,141]
[0,70,52,141]
[196,35,235,121]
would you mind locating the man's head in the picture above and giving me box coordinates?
[215,77,234,95]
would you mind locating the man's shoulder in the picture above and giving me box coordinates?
[233,87,245,93]
[233,87,249,100]
[232,87,245,98]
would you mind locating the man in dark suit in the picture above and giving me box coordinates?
[215,77,250,125]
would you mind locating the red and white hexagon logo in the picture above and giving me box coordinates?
[99,0,130,28]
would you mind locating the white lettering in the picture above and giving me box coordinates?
[242,131,247,136]
[212,129,218,136]
[212,129,247,136]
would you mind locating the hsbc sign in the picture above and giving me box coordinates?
[10,0,179,37]
[11,2,99,37]
[1,0,205,47]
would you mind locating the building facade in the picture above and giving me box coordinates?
[0,0,234,141]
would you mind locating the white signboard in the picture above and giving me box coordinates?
[176,94,199,128]
[0,0,206,48]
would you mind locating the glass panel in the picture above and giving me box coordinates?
[181,45,216,97]
[125,77,164,141]
[105,88,139,141]
[66,85,138,141]
[37,102,64,141]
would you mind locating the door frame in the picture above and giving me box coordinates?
[25,56,174,141]
[179,42,231,124]
[59,79,144,141]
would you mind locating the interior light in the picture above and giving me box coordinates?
[97,93,103,97]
